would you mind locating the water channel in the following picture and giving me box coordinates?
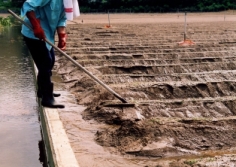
[0,26,43,167]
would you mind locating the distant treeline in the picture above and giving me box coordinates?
[7,0,236,13]
[79,0,236,12]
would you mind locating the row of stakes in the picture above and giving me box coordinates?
[104,11,236,45]
[104,11,194,46]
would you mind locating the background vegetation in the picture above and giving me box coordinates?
[0,0,18,26]
[78,0,236,13]
[0,0,20,13]
[0,16,14,26]
[2,0,236,13]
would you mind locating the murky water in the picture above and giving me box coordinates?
[0,26,43,167]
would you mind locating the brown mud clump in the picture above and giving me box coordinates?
[54,13,236,166]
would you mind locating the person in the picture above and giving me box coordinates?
[21,0,67,108]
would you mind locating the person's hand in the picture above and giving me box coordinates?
[32,20,45,40]
[58,33,67,50]
[26,11,45,40]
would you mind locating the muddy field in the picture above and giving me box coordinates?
[54,13,236,166]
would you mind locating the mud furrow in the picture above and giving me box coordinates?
[99,71,236,84]
[76,57,236,67]
[68,51,235,60]
[97,62,236,75]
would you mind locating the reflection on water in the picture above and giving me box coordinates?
[0,26,42,167]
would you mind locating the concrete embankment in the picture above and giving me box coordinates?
[33,66,80,167]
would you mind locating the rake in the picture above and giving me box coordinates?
[8,9,135,107]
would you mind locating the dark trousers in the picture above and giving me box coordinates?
[23,36,55,89]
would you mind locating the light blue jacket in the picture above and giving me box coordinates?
[21,0,67,50]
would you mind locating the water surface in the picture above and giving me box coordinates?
[0,26,43,167]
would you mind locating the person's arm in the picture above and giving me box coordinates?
[57,26,66,50]
[26,11,45,40]
[21,0,50,40]
[57,7,67,50]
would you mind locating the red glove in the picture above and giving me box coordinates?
[26,11,45,40]
[58,33,67,50]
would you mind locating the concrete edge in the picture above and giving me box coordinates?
[32,64,80,167]
[38,105,56,167]
[41,107,80,167]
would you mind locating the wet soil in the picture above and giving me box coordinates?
[55,13,236,166]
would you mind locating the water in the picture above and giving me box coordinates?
[0,26,43,167]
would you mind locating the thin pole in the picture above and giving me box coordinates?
[108,10,110,26]
[8,9,128,103]
[184,12,187,41]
